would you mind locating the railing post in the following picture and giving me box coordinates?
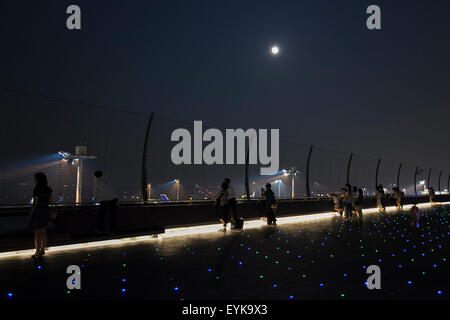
[245,142,250,200]
[438,170,442,194]
[305,145,313,197]
[346,153,353,185]
[397,163,402,189]
[414,166,418,196]
[448,173,450,195]
[141,112,154,203]
[375,158,381,188]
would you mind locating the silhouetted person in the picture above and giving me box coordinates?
[224,178,239,229]
[94,170,119,235]
[214,182,230,231]
[355,188,364,220]
[29,172,53,259]
[379,185,386,211]
[330,193,342,215]
[393,187,403,210]
[376,185,385,212]
[428,187,435,205]
[351,186,358,215]
[264,183,277,225]
[410,202,420,226]
[343,183,352,221]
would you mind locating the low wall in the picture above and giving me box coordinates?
[1,195,448,238]
[50,195,449,236]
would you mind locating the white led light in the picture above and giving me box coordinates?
[0,201,448,260]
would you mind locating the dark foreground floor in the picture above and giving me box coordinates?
[1,205,449,300]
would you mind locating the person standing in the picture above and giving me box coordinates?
[428,187,435,205]
[29,172,53,259]
[351,186,358,216]
[379,185,386,211]
[93,170,119,235]
[224,178,239,229]
[214,182,230,231]
[264,183,277,225]
[355,188,364,220]
[409,202,420,226]
[375,185,384,212]
[343,183,353,221]
[393,187,403,211]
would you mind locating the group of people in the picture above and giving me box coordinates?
[28,170,119,259]
[331,183,426,226]
[215,180,278,231]
[331,184,406,221]
[214,178,241,231]
[28,170,435,258]
[331,184,364,221]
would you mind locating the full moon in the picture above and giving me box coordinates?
[271,46,279,55]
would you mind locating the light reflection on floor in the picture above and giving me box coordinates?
[1,205,449,300]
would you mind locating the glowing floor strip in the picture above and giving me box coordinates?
[0,201,448,259]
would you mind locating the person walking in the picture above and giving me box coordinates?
[93,170,119,235]
[264,183,277,225]
[214,182,230,231]
[224,178,240,229]
[343,183,353,221]
[29,172,53,259]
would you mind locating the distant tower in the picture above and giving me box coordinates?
[74,145,97,204]
[59,145,97,204]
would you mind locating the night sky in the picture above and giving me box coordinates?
[1,0,450,199]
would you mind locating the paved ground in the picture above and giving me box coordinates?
[1,205,449,300]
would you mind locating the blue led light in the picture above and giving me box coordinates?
[174,287,179,291]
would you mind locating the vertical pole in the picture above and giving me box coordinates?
[427,169,432,190]
[76,159,83,204]
[245,142,250,200]
[448,173,450,195]
[346,153,353,185]
[438,170,442,194]
[147,184,151,201]
[291,166,295,199]
[176,181,179,201]
[305,145,313,197]
[375,158,381,188]
[141,112,154,204]
[397,163,402,188]
[414,166,418,196]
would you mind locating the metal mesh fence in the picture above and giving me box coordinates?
[1,89,449,205]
